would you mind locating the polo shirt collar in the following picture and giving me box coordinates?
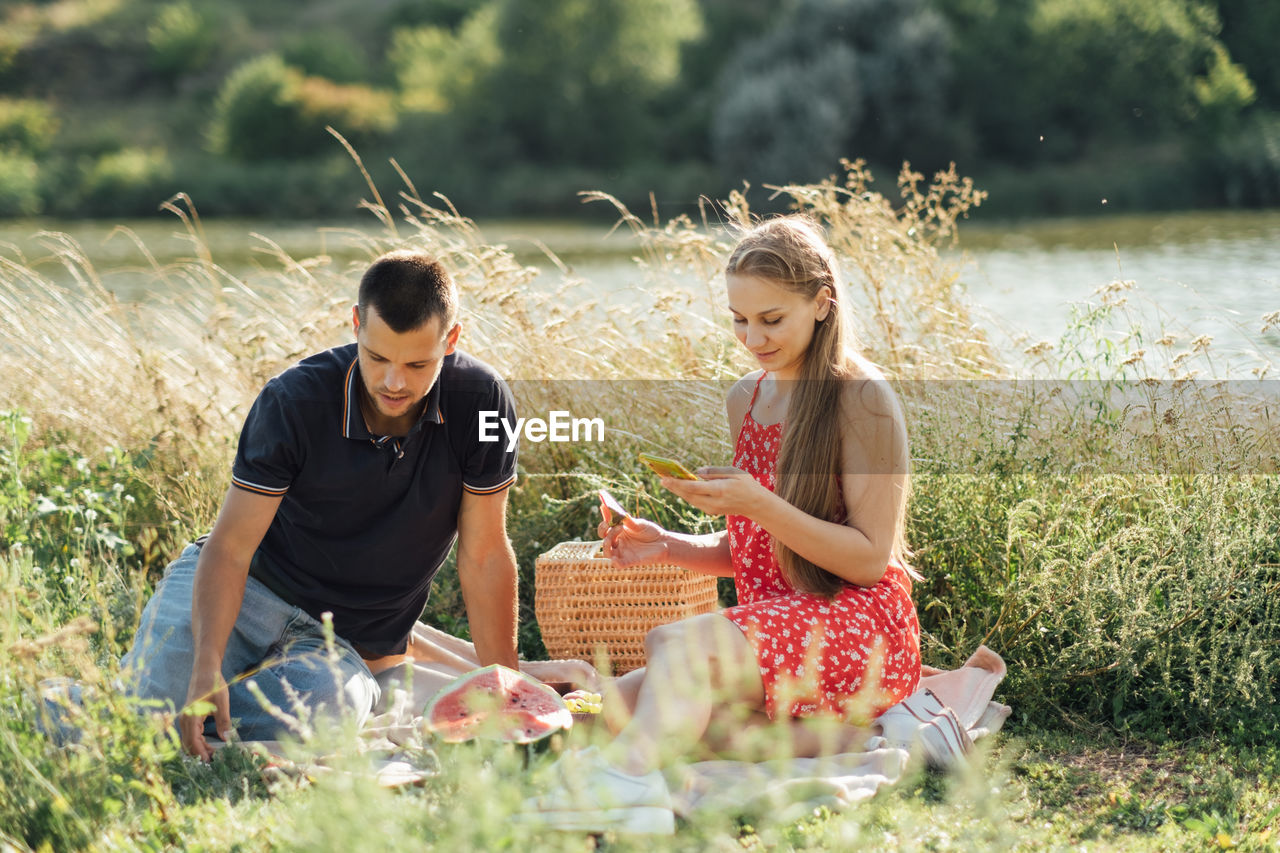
[341,356,443,440]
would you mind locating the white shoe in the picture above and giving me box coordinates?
[517,746,675,834]
[876,689,973,770]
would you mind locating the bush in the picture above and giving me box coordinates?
[0,412,178,586]
[0,98,59,155]
[77,147,175,217]
[934,0,1257,165]
[1218,0,1280,108]
[971,146,1200,218]
[172,153,372,217]
[0,150,41,216]
[208,54,302,160]
[907,379,1280,741]
[147,1,218,79]
[281,29,369,84]
[295,77,397,138]
[210,55,397,161]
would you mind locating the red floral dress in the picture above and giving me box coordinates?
[721,376,921,722]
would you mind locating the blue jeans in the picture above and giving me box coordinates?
[120,542,380,742]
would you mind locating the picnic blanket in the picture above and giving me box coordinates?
[41,643,1008,810]
[359,644,1010,814]
[663,646,1010,820]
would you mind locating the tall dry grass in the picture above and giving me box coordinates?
[1,152,1278,851]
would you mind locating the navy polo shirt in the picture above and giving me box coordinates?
[230,343,518,655]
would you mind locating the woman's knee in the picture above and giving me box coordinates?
[642,620,684,657]
[646,614,749,655]
[642,615,760,691]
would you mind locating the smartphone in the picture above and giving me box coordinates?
[598,488,630,527]
[637,452,700,480]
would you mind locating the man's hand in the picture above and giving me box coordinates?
[180,666,233,762]
[182,486,280,759]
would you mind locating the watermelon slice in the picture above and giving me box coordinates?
[422,664,574,744]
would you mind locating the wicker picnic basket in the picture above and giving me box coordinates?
[534,540,720,674]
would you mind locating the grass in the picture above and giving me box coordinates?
[1,156,1278,850]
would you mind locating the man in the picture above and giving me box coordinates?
[121,249,520,759]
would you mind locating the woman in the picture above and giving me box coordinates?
[522,216,921,834]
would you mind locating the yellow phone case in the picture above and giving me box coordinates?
[638,452,700,480]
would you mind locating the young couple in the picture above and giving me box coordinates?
[120,218,921,834]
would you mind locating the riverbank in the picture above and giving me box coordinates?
[6,135,1280,223]
[3,204,1277,374]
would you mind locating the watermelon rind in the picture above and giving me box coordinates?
[422,664,574,744]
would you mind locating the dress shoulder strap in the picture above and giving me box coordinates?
[745,371,767,418]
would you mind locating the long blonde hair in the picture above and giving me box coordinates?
[726,216,913,595]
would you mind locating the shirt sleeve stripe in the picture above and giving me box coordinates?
[232,476,289,497]
[463,473,516,495]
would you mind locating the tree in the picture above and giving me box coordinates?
[929,0,1040,162]
[147,1,218,80]
[1029,0,1250,148]
[486,0,703,166]
[390,5,500,113]
[1217,0,1280,109]
[711,0,953,184]
[934,0,1257,162]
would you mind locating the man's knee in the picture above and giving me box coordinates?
[256,647,378,719]
[120,548,201,707]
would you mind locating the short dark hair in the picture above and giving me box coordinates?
[357,250,458,333]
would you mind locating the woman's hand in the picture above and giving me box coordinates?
[598,510,671,567]
[661,466,768,518]
[521,658,602,693]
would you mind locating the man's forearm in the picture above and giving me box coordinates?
[458,548,519,669]
[189,542,250,690]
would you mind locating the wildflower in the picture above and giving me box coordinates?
[1095,279,1135,294]
[1121,350,1145,366]
[1190,335,1213,353]
[1261,311,1280,334]
[1023,341,1054,357]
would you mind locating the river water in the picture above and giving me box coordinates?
[957,209,1280,372]
[2,209,1277,374]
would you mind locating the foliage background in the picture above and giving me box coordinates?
[1,0,1278,219]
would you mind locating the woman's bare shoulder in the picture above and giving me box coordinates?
[837,356,901,418]
[726,370,764,436]
[727,370,764,406]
